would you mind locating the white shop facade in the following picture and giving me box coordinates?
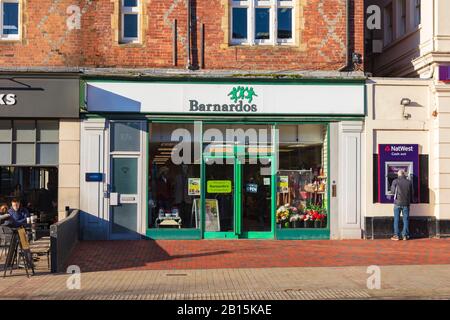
[79,78,365,240]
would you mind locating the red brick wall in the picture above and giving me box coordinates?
[0,0,365,71]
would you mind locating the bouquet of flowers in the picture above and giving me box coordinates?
[276,205,290,224]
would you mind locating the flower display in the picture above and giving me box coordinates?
[277,203,327,228]
[276,205,290,224]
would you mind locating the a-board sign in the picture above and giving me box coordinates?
[205,199,220,232]
[191,199,220,232]
[17,227,35,273]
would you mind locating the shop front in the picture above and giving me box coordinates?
[80,79,365,240]
[0,75,80,224]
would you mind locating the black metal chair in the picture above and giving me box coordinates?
[0,226,13,260]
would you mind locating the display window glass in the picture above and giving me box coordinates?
[276,124,328,229]
[148,123,201,229]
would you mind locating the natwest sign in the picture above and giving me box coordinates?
[86,81,365,116]
[384,145,415,153]
[378,144,419,203]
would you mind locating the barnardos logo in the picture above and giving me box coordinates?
[189,86,258,113]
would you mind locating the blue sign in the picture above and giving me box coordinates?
[85,173,103,182]
[246,183,258,194]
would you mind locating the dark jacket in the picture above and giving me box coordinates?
[0,207,29,228]
[391,176,413,206]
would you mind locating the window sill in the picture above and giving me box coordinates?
[228,43,298,49]
[118,41,144,47]
[0,38,21,43]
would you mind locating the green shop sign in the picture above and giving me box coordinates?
[207,180,232,194]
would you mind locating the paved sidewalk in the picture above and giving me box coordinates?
[1,239,449,300]
[0,264,449,300]
[67,239,450,272]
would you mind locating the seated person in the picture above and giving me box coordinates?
[0,204,8,215]
[0,199,30,228]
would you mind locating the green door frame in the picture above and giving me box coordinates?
[203,146,275,239]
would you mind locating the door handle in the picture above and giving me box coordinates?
[332,183,337,198]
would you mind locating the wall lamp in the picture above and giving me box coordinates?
[400,98,412,120]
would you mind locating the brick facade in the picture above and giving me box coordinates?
[0,0,364,71]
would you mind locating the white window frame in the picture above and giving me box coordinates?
[230,0,294,46]
[0,0,20,41]
[120,0,140,44]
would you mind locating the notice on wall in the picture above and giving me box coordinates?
[188,178,201,196]
[278,176,289,194]
[207,180,232,194]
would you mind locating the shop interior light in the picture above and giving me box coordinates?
[157,148,174,152]
[287,143,322,148]
[287,144,308,148]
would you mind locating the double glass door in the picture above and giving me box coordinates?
[203,154,274,239]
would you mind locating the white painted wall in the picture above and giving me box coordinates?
[364,78,434,218]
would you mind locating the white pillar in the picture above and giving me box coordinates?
[338,121,364,239]
[79,118,107,240]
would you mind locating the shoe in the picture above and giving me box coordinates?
[402,236,410,241]
[391,235,400,241]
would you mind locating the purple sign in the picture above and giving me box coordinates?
[439,65,450,83]
[378,144,419,203]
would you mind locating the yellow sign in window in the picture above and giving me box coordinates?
[207,180,232,194]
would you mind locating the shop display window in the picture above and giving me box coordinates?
[0,120,59,224]
[276,124,328,229]
[0,167,58,223]
[148,123,201,229]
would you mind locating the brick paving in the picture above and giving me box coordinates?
[1,239,449,300]
[1,264,450,300]
[66,239,450,272]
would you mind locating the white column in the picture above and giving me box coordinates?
[329,122,340,239]
[432,84,450,221]
[79,118,107,240]
[338,121,364,239]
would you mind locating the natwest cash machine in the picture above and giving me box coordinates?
[378,144,419,203]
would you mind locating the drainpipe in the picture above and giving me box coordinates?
[187,0,192,70]
[339,0,350,71]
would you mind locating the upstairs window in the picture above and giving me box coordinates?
[414,0,421,27]
[120,0,140,43]
[231,0,294,45]
[1,0,20,40]
[384,3,393,45]
[398,0,407,36]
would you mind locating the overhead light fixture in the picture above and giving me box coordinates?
[400,98,411,106]
[157,148,174,152]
